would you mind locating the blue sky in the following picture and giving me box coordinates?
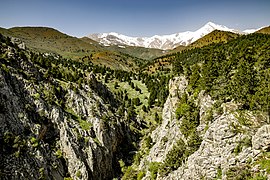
[0,0,269,37]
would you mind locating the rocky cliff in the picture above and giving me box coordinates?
[0,36,134,179]
[137,76,270,180]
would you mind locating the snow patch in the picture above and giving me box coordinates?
[87,22,264,50]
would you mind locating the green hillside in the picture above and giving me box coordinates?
[169,45,187,53]
[256,26,270,34]
[173,33,270,110]
[188,30,239,48]
[143,32,268,75]
[0,27,101,56]
[0,27,144,71]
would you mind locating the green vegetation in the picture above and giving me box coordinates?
[121,166,137,180]
[172,33,270,112]
[257,152,270,174]
[30,137,39,148]
[39,167,45,180]
[137,171,146,180]
[189,30,239,48]
[103,44,165,60]
[0,27,151,70]
[79,120,93,131]
[216,166,222,179]
[259,159,270,174]
[76,170,82,178]
[63,178,73,180]
[149,162,161,179]
[159,133,201,176]
[226,165,252,180]
[233,136,252,155]
[225,152,270,179]
[55,149,63,159]
[160,139,186,176]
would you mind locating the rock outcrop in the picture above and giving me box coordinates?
[139,76,270,180]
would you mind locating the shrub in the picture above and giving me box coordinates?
[76,170,81,178]
[79,120,92,131]
[149,162,161,180]
[55,149,63,159]
[175,103,190,119]
[216,166,222,179]
[30,137,39,148]
[226,165,251,180]
[259,158,270,174]
[33,93,40,100]
[122,166,137,180]
[137,171,146,180]
[160,139,186,176]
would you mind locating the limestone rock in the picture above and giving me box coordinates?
[252,125,270,151]
[0,46,126,179]
[139,76,269,180]
[140,76,188,166]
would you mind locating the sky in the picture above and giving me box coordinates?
[0,0,270,37]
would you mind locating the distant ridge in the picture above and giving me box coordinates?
[255,26,270,34]
[87,22,256,50]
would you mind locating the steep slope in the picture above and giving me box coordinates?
[88,22,239,50]
[141,77,270,179]
[0,35,137,179]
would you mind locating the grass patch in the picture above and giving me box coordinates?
[79,119,92,131]
[65,108,92,131]
[215,166,222,179]
[259,159,270,173]
[258,152,270,174]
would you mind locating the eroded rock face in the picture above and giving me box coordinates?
[163,113,253,180]
[140,76,188,166]
[0,49,126,180]
[139,76,270,180]
[253,125,270,151]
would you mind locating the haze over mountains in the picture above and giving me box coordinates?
[88,22,264,50]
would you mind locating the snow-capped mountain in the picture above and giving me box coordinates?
[242,27,263,34]
[87,22,248,50]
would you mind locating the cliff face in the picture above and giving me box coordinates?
[139,76,270,179]
[139,76,188,167]
[0,42,131,179]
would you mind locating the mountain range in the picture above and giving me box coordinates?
[88,22,263,50]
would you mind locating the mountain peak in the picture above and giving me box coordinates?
[200,22,233,32]
[87,22,260,50]
[205,21,219,27]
